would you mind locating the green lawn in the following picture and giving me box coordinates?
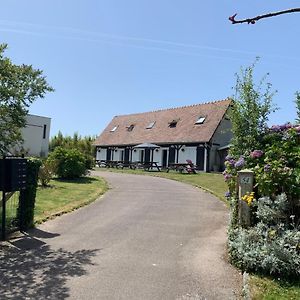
[34,176,108,224]
[250,275,300,300]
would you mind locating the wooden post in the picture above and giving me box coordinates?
[238,169,254,227]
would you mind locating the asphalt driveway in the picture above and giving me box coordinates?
[0,171,242,299]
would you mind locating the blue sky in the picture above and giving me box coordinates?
[1,1,300,137]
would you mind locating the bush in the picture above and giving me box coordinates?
[224,123,300,278]
[224,124,300,223]
[254,126,300,207]
[84,154,95,170]
[38,159,53,187]
[47,147,88,179]
[228,194,300,278]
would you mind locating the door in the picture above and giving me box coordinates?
[106,149,112,161]
[145,149,151,163]
[120,150,124,162]
[124,149,130,163]
[162,150,168,167]
[168,147,175,164]
[196,146,204,171]
[140,150,144,163]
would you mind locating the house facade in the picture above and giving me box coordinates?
[12,114,51,157]
[94,99,232,172]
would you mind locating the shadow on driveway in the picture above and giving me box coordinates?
[0,229,100,299]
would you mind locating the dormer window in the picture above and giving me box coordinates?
[169,119,179,128]
[195,116,206,125]
[127,124,135,132]
[110,125,118,132]
[146,121,155,129]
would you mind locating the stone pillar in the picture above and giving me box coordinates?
[238,169,254,227]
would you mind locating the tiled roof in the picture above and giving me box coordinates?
[94,99,231,146]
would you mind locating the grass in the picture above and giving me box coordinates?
[95,166,300,299]
[34,176,108,224]
[250,275,300,300]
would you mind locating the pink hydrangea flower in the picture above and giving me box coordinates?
[250,150,264,159]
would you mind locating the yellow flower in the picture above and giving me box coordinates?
[241,192,255,206]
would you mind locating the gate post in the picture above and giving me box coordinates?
[238,169,254,227]
[1,190,5,240]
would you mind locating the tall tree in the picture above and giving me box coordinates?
[0,43,54,155]
[229,8,300,25]
[229,60,277,157]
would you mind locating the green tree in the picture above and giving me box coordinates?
[0,43,54,155]
[49,132,96,169]
[229,60,277,157]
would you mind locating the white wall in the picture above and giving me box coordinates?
[177,146,197,164]
[96,148,107,160]
[152,149,161,165]
[14,114,51,157]
[210,117,232,171]
[211,118,232,147]
[131,150,139,162]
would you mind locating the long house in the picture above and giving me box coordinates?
[94,99,232,172]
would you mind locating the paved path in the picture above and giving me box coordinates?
[0,171,242,299]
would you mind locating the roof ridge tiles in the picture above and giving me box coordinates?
[115,98,231,117]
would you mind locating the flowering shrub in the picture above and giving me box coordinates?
[254,126,300,205]
[250,150,263,159]
[225,123,300,222]
[228,194,300,277]
[226,123,300,277]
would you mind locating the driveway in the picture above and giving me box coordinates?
[0,171,242,299]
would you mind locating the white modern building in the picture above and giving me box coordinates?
[14,114,51,157]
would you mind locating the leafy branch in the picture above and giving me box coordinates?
[229,8,300,25]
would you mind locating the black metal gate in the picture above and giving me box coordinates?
[0,192,20,235]
[0,156,27,240]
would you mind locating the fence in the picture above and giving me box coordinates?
[0,156,29,240]
[0,191,20,236]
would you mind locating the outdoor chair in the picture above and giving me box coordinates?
[186,159,197,174]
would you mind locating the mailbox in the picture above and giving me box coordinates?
[0,158,27,192]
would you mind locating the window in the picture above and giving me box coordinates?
[146,121,155,129]
[169,119,178,128]
[110,126,118,132]
[127,124,135,132]
[43,124,47,139]
[195,116,206,125]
